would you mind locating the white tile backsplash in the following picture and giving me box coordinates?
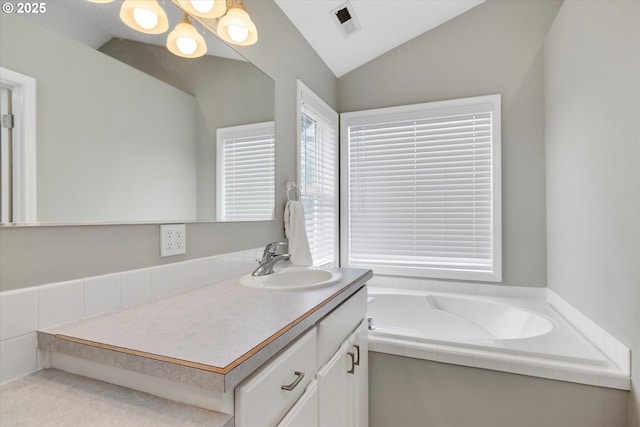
[0,333,38,384]
[38,280,84,329]
[151,264,178,298]
[437,345,474,366]
[370,274,547,301]
[84,274,120,317]
[462,282,479,295]
[0,248,262,385]
[173,260,199,293]
[0,288,37,341]
[120,268,152,307]
[473,350,513,372]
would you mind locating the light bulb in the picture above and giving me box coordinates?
[133,7,158,30]
[167,16,207,58]
[191,0,214,14]
[176,37,197,55]
[217,7,257,46]
[227,24,249,43]
[120,0,168,34]
[177,0,225,18]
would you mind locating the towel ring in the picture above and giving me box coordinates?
[286,181,301,201]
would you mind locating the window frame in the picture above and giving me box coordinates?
[340,94,502,282]
[296,80,339,266]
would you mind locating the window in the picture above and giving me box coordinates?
[297,80,338,266]
[341,95,502,281]
[216,122,275,221]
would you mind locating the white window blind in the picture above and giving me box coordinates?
[341,95,501,281]
[298,80,338,266]
[216,122,275,221]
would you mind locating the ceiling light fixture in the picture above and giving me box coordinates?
[217,0,258,46]
[167,13,208,58]
[89,0,258,58]
[120,0,169,35]
[177,0,226,19]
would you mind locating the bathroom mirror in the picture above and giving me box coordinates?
[0,0,275,225]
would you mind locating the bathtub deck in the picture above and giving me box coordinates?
[367,287,630,390]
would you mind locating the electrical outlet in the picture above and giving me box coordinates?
[160,224,186,257]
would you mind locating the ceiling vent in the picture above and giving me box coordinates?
[331,1,361,38]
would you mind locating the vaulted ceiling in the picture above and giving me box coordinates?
[274,0,485,77]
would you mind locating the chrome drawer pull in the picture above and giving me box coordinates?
[281,371,305,391]
[353,344,360,366]
[347,352,356,374]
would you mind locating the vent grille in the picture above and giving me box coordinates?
[335,7,352,24]
[331,2,361,37]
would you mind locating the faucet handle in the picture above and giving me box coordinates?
[264,241,288,256]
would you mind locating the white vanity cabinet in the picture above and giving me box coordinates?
[235,286,368,427]
[235,328,317,427]
[316,319,368,427]
[346,319,368,427]
[277,380,319,427]
[314,285,368,427]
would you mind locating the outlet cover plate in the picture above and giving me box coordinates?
[160,224,186,257]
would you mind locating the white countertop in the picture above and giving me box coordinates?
[38,268,372,392]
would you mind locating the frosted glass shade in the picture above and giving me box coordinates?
[177,0,226,19]
[167,19,207,58]
[120,0,169,35]
[217,7,258,46]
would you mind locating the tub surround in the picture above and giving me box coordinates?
[37,267,372,413]
[368,286,630,391]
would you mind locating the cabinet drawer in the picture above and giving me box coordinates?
[316,286,367,368]
[236,327,317,427]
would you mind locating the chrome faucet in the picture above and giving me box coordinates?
[252,241,291,276]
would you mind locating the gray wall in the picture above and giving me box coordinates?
[0,0,336,291]
[544,1,640,425]
[370,352,629,427]
[337,0,562,287]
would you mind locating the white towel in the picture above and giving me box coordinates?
[284,200,313,266]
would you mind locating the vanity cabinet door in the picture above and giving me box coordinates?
[316,341,350,427]
[277,380,318,427]
[347,320,368,427]
[317,319,369,427]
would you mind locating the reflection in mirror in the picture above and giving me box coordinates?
[0,0,275,225]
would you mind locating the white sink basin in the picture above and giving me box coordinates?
[240,266,343,290]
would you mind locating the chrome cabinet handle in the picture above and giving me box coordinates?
[347,352,356,374]
[281,371,305,391]
[353,344,360,366]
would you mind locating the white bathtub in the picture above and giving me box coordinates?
[367,287,630,389]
